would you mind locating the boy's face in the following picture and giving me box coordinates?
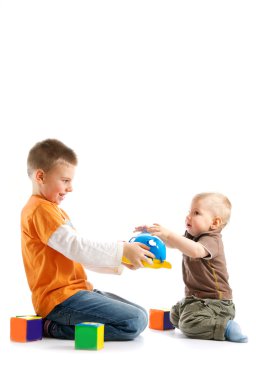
[185,198,216,237]
[36,162,75,205]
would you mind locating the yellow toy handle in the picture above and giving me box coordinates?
[122,257,172,269]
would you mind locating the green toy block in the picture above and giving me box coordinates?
[75,322,104,350]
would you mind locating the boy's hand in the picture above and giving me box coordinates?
[122,242,155,269]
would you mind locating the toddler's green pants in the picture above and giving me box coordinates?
[170,296,235,340]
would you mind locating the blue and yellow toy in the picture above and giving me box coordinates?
[123,233,172,269]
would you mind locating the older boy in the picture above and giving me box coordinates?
[21,139,154,340]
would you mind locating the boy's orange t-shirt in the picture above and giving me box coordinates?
[21,195,93,318]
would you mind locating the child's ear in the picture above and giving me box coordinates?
[211,217,222,230]
[35,169,45,184]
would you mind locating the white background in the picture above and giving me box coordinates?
[0,1,255,378]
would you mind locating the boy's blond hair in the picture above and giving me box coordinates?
[193,192,232,228]
[27,139,77,177]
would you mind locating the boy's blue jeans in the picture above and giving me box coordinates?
[44,289,148,341]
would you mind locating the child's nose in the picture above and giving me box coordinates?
[186,213,191,221]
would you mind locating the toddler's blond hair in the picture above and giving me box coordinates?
[193,192,232,228]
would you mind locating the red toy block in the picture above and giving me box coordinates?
[149,309,175,330]
[10,315,43,342]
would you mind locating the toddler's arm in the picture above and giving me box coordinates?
[135,224,207,259]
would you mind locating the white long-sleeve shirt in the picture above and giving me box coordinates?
[48,223,124,274]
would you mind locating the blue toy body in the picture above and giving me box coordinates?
[129,233,166,262]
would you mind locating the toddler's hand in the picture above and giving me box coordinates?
[134,223,171,246]
[133,225,150,233]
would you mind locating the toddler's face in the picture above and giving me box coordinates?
[185,198,215,237]
[39,162,75,205]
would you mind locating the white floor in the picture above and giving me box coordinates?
[2,319,254,380]
[2,260,254,379]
